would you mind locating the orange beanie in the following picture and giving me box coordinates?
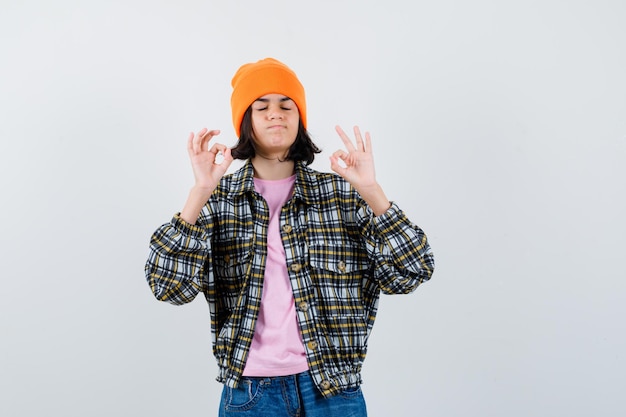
[230,58,306,137]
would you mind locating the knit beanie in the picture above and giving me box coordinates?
[230,58,306,137]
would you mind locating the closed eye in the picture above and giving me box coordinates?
[253,96,294,112]
[253,106,291,111]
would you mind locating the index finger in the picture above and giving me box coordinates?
[194,129,221,154]
[335,125,356,151]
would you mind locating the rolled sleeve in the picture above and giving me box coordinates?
[145,213,212,305]
[365,202,435,294]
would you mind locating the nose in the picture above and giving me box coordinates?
[267,106,284,120]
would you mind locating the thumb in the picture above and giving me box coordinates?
[329,155,347,177]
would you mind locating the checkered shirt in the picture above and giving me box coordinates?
[145,160,435,397]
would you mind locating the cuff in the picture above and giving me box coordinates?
[371,201,404,230]
[171,213,205,238]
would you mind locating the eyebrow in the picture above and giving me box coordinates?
[254,96,292,103]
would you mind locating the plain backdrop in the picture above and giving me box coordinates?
[1,1,625,416]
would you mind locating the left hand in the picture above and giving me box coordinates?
[330,125,391,216]
[330,125,378,190]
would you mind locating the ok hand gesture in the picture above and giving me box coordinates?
[330,125,378,190]
[330,125,390,216]
[180,128,234,224]
[187,128,234,193]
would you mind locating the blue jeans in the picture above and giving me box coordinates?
[218,371,367,417]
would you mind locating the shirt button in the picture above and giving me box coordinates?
[307,340,318,350]
[298,301,309,312]
[337,260,346,273]
[320,380,331,390]
[282,224,293,233]
[290,263,302,273]
[224,255,231,264]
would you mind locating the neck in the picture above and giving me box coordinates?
[251,157,295,180]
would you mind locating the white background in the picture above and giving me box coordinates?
[1,1,625,416]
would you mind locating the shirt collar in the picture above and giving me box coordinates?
[227,160,320,206]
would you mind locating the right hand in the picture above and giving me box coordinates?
[187,128,234,193]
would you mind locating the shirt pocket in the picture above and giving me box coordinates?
[213,237,254,302]
[308,241,370,275]
[307,241,371,318]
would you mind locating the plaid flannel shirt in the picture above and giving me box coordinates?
[145,160,434,398]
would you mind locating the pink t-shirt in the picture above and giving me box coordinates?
[242,174,309,377]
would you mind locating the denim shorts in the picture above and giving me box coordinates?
[218,371,367,417]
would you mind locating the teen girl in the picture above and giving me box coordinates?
[145,57,434,416]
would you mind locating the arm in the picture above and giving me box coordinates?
[330,126,434,293]
[145,128,234,304]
